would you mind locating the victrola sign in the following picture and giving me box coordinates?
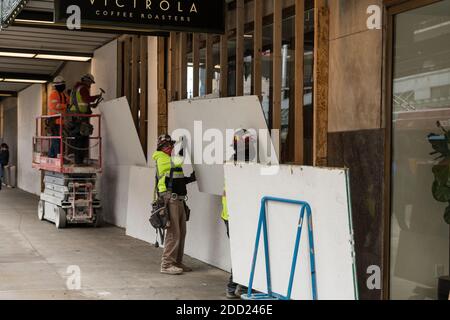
[55,0,225,34]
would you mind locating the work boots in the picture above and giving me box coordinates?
[160,265,183,275]
[175,263,193,272]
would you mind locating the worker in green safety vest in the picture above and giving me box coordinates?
[222,129,257,299]
[68,73,102,165]
[153,134,196,276]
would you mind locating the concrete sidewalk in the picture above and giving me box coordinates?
[0,187,228,300]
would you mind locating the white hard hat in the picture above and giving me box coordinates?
[52,76,66,86]
[81,73,95,84]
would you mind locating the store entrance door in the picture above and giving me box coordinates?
[390,0,450,300]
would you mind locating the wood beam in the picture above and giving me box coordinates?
[253,0,263,100]
[294,0,305,165]
[313,0,329,167]
[179,33,188,100]
[206,34,214,95]
[236,0,245,96]
[131,35,140,128]
[193,33,200,97]
[220,10,228,97]
[272,0,282,156]
[157,37,168,134]
[139,35,148,155]
[168,32,177,102]
[123,37,132,107]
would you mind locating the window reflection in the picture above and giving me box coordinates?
[391,0,450,300]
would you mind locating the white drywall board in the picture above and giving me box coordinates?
[224,163,358,300]
[125,165,232,271]
[99,97,146,167]
[17,84,43,195]
[101,165,130,228]
[169,96,278,196]
[125,165,156,243]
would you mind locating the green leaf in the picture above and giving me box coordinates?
[432,163,450,185]
[432,181,450,202]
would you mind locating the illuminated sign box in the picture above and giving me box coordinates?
[0,0,28,27]
[55,0,225,34]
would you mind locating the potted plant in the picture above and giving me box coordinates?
[428,121,450,300]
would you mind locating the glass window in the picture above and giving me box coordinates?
[390,0,450,300]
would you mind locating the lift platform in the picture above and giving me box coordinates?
[33,114,103,229]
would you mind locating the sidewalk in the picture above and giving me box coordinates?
[0,187,228,300]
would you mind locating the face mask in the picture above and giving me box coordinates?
[56,85,66,92]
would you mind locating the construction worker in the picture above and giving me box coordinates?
[0,143,9,191]
[48,76,70,158]
[222,129,257,298]
[153,134,196,275]
[69,73,102,165]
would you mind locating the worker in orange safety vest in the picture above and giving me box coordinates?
[48,76,70,158]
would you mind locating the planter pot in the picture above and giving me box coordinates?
[438,276,450,300]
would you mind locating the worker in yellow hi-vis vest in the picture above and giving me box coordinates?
[153,134,196,276]
[222,129,257,299]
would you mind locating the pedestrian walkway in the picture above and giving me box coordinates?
[0,187,228,300]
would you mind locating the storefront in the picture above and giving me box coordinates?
[385,0,450,300]
[110,0,450,299]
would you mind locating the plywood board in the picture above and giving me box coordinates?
[99,97,146,167]
[169,96,278,196]
[224,163,358,300]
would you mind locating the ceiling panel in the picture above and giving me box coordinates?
[0,1,119,93]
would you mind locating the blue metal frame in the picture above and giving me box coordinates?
[241,196,318,300]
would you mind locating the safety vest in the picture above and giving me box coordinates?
[222,184,229,221]
[152,151,185,193]
[48,90,69,124]
[70,84,90,114]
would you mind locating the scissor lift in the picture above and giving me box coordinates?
[33,114,102,229]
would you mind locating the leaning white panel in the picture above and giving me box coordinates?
[169,96,278,196]
[99,97,147,167]
[224,163,358,300]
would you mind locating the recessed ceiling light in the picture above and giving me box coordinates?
[15,19,55,24]
[0,52,35,58]
[35,54,91,62]
[3,78,47,84]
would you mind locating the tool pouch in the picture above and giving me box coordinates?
[149,198,169,230]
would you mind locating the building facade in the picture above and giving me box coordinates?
[138,0,448,300]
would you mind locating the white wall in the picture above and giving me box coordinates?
[90,39,131,227]
[92,40,118,101]
[17,84,42,195]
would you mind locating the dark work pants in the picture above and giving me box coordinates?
[224,220,238,294]
[74,136,89,165]
[0,165,3,190]
[48,125,61,159]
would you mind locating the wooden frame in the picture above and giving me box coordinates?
[294,1,305,164]
[253,0,263,100]
[272,0,282,156]
[193,33,201,98]
[313,0,329,167]
[157,0,312,165]
[118,35,149,156]
[383,0,445,300]
[235,0,245,97]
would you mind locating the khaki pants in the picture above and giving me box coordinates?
[161,199,187,269]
